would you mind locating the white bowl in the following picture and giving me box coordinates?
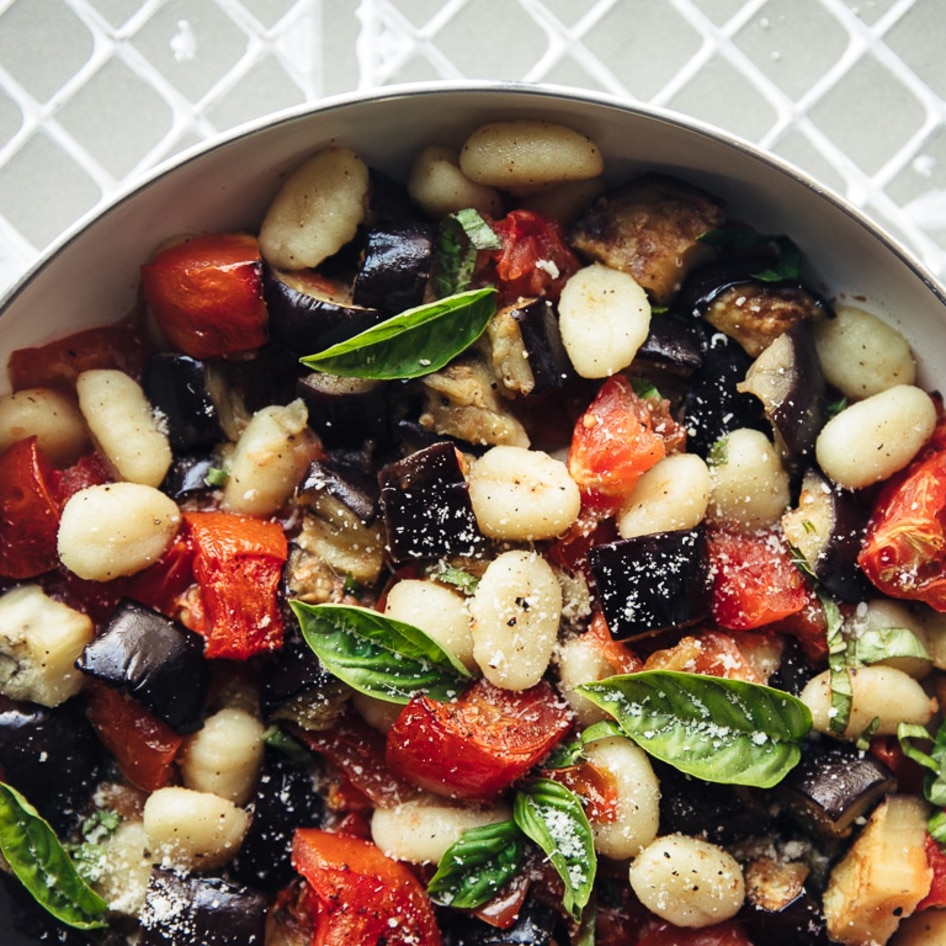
[2,81,945,395]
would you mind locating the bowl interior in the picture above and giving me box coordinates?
[2,84,944,395]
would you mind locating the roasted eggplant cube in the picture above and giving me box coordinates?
[296,371,391,450]
[378,441,485,563]
[742,857,831,946]
[738,321,827,465]
[76,599,208,734]
[782,467,871,602]
[352,222,437,315]
[568,172,726,305]
[231,746,324,890]
[143,353,224,452]
[440,894,565,946]
[298,458,380,526]
[161,452,217,499]
[0,696,103,832]
[776,740,897,838]
[264,267,384,356]
[636,310,704,375]
[588,525,712,640]
[139,868,268,946]
[683,326,769,458]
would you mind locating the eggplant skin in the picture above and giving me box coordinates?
[75,598,209,734]
[143,354,223,452]
[440,894,565,946]
[139,868,268,946]
[588,525,712,640]
[352,222,437,315]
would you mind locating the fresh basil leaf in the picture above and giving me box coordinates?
[578,670,811,788]
[514,778,596,922]
[898,720,946,807]
[426,820,525,909]
[432,209,500,297]
[544,720,624,769]
[822,593,852,735]
[455,208,502,251]
[852,626,931,667]
[263,725,314,766]
[929,808,946,846]
[428,562,480,596]
[290,601,471,703]
[0,782,108,930]
[300,288,497,380]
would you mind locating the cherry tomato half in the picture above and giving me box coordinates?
[386,678,573,802]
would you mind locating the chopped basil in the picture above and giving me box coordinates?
[300,287,497,380]
[851,625,931,667]
[514,778,596,922]
[432,208,501,297]
[544,720,624,769]
[65,809,121,886]
[427,562,480,596]
[290,601,472,703]
[578,670,811,788]
[823,593,852,735]
[204,465,229,487]
[899,719,946,808]
[706,437,728,467]
[263,725,313,766]
[426,819,525,909]
[698,229,802,282]
[0,782,109,930]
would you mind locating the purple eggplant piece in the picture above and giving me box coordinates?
[298,458,380,526]
[75,599,208,734]
[777,741,896,839]
[160,453,216,499]
[143,354,224,452]
[352,222,437,315]
[231,746,325,890]
[440,895,565,946]
[511,297,574,392]
[683,324,769,458]
[296,371,392,450]
[378,441,486,563]
[369,168,425,224]
[263,266,385,356]
[0,696,103,833]
[138,868,268,946]
[637,310,704,375]
[588,525,712,640]
[742,891,832,946]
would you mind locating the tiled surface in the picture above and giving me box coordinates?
[0,0,944,294]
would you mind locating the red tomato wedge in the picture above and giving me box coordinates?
[141,232,267,359]
[919,831,946,909]
[489,208,581,304]
[859,446,946,610]
[292,828,442,946]
[386,678,573,802]
[182,511,287,659]
[7,320,147,391]
[0,437,61,579]
[708,527,809,631]
[567,375,676,508]
[85,680,183,792]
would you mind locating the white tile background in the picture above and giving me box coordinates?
[0,0,944,297]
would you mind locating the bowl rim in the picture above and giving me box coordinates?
[2,78,944,315]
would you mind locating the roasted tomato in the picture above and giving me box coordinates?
[859,445,946,610]
[141,232,268,359]
[84,680,183,792]
[567,375,679,510]
[0,437,61,579]
[385,678,573,802]
[918,831,946,910]
[291,828,442,946]
[642,631,762,682]
[708,527,810,631]
[7,320,147,391]
[181,511,288,659]
[489,208,581,304]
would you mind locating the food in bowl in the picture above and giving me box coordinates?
[1,101,946,946]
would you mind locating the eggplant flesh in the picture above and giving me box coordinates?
[378,441,486,563]
[588,525,712,641]
[297,458,380,527]
[352,222,437,315]
[75,598,208,734]
[742,858,831,946]
[143,353,224,452]
[781,467,871,602]
[138,867,268,946]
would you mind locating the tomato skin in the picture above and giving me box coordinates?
[84,680,183,792]
[0,437,61,579]
[708,527,810,631]
[49,450,111,503]
[489,209,581,305]
[291,828,442,946]
[643,631,762,682]
[141,233,267,359]
[386,678,573,802]
[918,832,946,910]
[637,920,755,946]
[859,447,946,610]
[182,511,287,659]
[8,320,147,391]
[567,376,675,509]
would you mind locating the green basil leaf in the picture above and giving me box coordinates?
[0,782,108,930]
[697,229,801,281]
[427,562,480,596]
[898,720,946,807]
[300,288,497,380]
[852,626,931,667]
[929,808,946,846]
[432,209,500,297]
[823,593,852,735]
[514,778,596,922]
[426,820,525,909]
[290,601,471,703]
[578,670,811,788]
[544,720,624,769]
